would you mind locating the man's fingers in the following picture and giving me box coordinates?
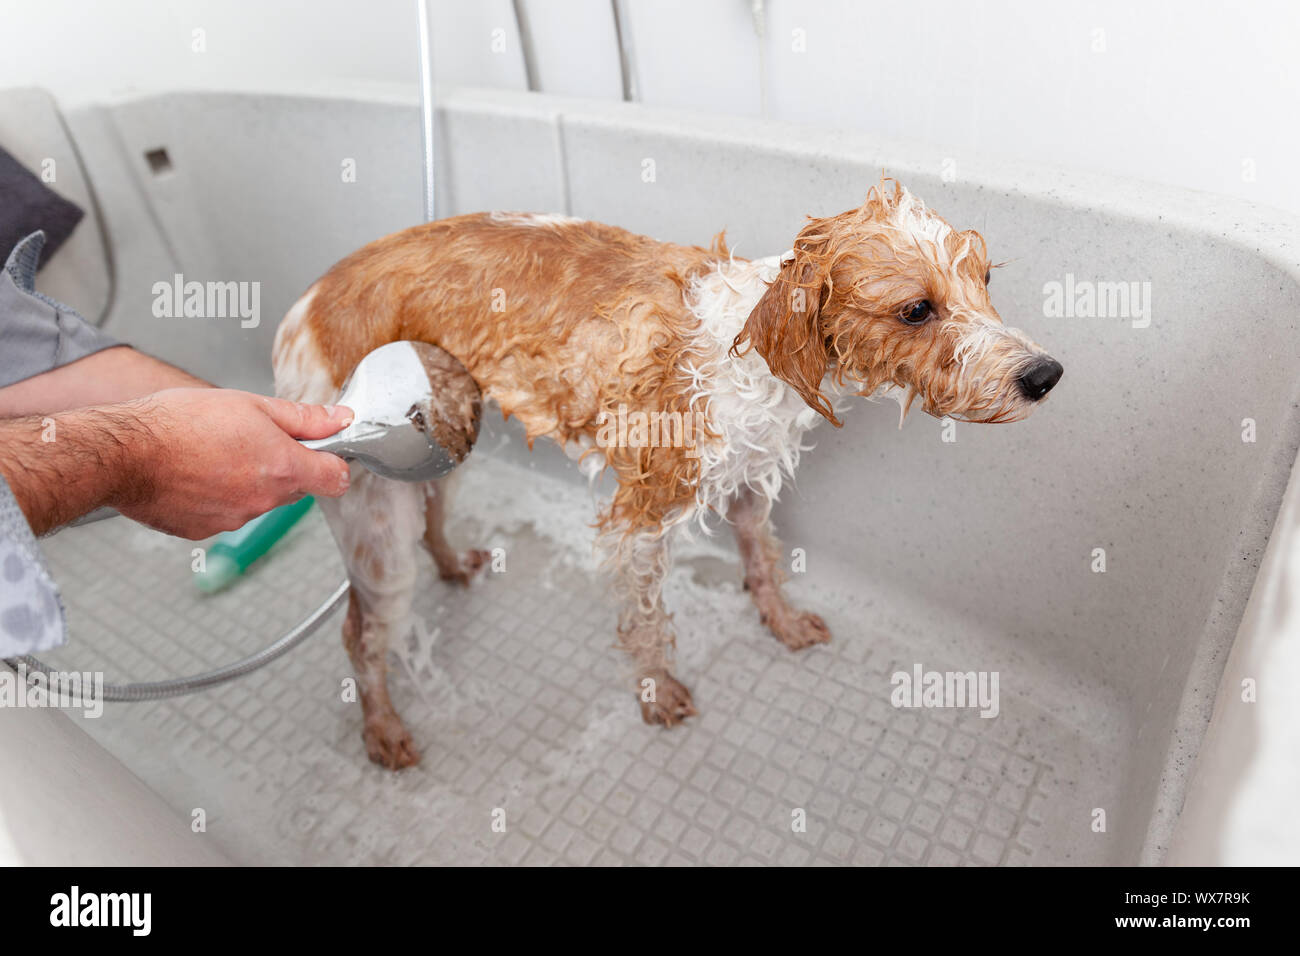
[260,396,354,439]
[291,446,352,498]
[259,395,353,497]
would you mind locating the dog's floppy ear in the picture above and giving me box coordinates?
[731,242,840,426]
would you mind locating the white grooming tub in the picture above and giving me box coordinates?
[3,86,1299,866]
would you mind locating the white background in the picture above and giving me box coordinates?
[1,0,1297,216]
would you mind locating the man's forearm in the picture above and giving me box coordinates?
[0,346,210,419]
[0,406,147,536]
[1,388,352,541]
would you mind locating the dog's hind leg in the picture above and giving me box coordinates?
[728,488,831,651]
[274,300,428,768]
[318,468,426,769]
[611,526,697,726]
[420,474,490,587]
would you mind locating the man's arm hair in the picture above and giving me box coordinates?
[0,404,150,536]
[1,389,353,541]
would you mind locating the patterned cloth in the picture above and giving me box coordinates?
[0,231,120,656]
[0,478,63,657]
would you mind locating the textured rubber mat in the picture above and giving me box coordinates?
[35,456,1114,866]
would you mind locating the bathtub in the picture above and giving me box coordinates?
[2,85,1298,866]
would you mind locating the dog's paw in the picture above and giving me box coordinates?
[363,716,421,770]
[638,671,698,727]
[438,548,491,587]
[771,611,832,651]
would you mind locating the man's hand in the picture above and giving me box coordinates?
[111,389,353,538]
[0,389,353,539]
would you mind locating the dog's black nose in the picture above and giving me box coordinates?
[1018,358,1063,400]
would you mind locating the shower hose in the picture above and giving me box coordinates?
[6,580,349,702]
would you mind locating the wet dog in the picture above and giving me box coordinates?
[273,179,1062,768]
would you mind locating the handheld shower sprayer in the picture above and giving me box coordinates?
[193,341,481,595]
[301,340,482,482]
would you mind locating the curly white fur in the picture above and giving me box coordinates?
[682,255,830,530]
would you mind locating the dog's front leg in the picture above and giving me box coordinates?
[612,528,697,726]
[728,488,831,650]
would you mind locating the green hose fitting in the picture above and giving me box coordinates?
[194,496,316,593]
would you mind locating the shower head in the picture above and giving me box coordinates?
[300,340,481,482]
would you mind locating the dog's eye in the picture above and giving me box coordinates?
[984,270,991,285]
[901,300,932,325]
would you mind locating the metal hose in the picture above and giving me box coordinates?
[6,580,349,702]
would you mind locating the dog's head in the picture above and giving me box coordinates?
[733,178,1061,425]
